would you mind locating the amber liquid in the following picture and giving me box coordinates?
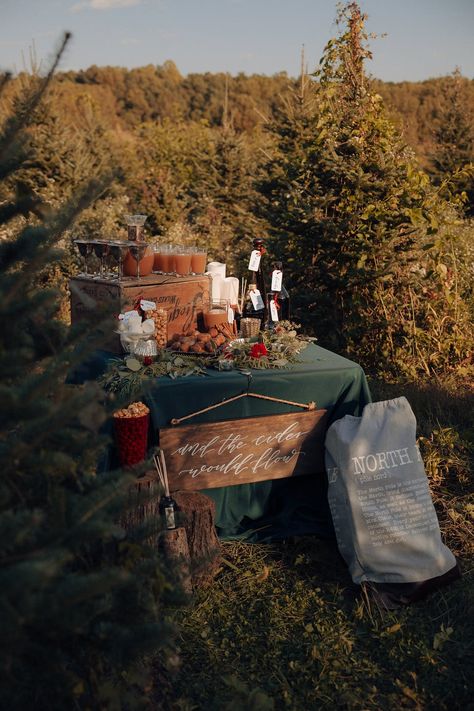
[204,308,228,329]
[153,252,166,272]
[158,253,174,274]
[174,253,192,276]
[191,252,207,274]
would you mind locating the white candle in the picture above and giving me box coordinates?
[206,261,226,279]
[207,273,223,301]
[222,276,239,305]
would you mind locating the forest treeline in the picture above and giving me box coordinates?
[3,59,474,166]
[59,63,474,167]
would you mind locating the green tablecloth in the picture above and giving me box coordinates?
[71,343,371,541]
[147,343,370,540]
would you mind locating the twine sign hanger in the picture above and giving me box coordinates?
[170,371,316,426]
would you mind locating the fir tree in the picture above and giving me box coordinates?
[189,122,262,271]
[0,37,177,710]
[429,68,474,216]
[0,52,123,322]
[257,2,472,375]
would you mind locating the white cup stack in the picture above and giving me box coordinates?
[206,261,227,301]
[221,276,239,306]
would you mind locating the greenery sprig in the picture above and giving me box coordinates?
[99,322,313,398]
[221,321,313,370]
[99,350,207,397]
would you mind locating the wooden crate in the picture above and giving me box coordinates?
[69,273,211,352]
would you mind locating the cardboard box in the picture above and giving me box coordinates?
[70,274,211,352]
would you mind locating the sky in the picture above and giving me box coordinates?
[0,0,473,82]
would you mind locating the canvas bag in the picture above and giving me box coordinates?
[325,397,456,585]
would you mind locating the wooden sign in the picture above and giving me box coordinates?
[159,409,328,492]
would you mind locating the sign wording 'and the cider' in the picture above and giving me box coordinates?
[160,409,328,492]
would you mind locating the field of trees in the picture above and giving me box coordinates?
[1,11,473,372]
[1,2,473,709]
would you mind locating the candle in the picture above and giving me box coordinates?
[206,261,226,279]
[222,276,239,305]
[207,273,224,301]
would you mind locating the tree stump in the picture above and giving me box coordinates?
[120,471,161,549]
[173,490,222,589]
[158,526,193,596]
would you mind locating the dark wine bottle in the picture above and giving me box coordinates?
[159,495,178,530]
[245,237,267,326]
[242,282,265,326]
[252,238,267,299]
[265,261,290,329]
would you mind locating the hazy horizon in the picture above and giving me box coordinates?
[1,0,473,83]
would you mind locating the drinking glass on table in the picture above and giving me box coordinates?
[153,243,170,274]
[161,243,175,274]
[88,240,104,279]
[190,246,208,275]
[108,241,129,280]
[125,214,147,241]
[74,239,93,276]
[92,240,112,280]
[152,243,161,273]
[204,299,230,330]
[129,242,148,279]
[174,245,192,276]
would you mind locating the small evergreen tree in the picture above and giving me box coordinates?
[0,55,123,322]
[0,38,177,710]
[429,68,474,216]
[123,118,210,233]
[257,2,472,375]
[189,123,262,271]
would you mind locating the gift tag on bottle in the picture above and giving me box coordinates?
[250,289,265,310]
[271,269,283,291]
[270,299,279,322]
[248,250,261,271]
[140,299,156,311]
[227,306,235,324]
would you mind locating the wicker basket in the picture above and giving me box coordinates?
[240,317,261,339]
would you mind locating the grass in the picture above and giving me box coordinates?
[155,377,474,710]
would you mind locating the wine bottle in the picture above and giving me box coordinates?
[265,261,290,329]
[253,238,267,310]
[242,282,265,324]
[245,237,267,326]
[159,494,178,530]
